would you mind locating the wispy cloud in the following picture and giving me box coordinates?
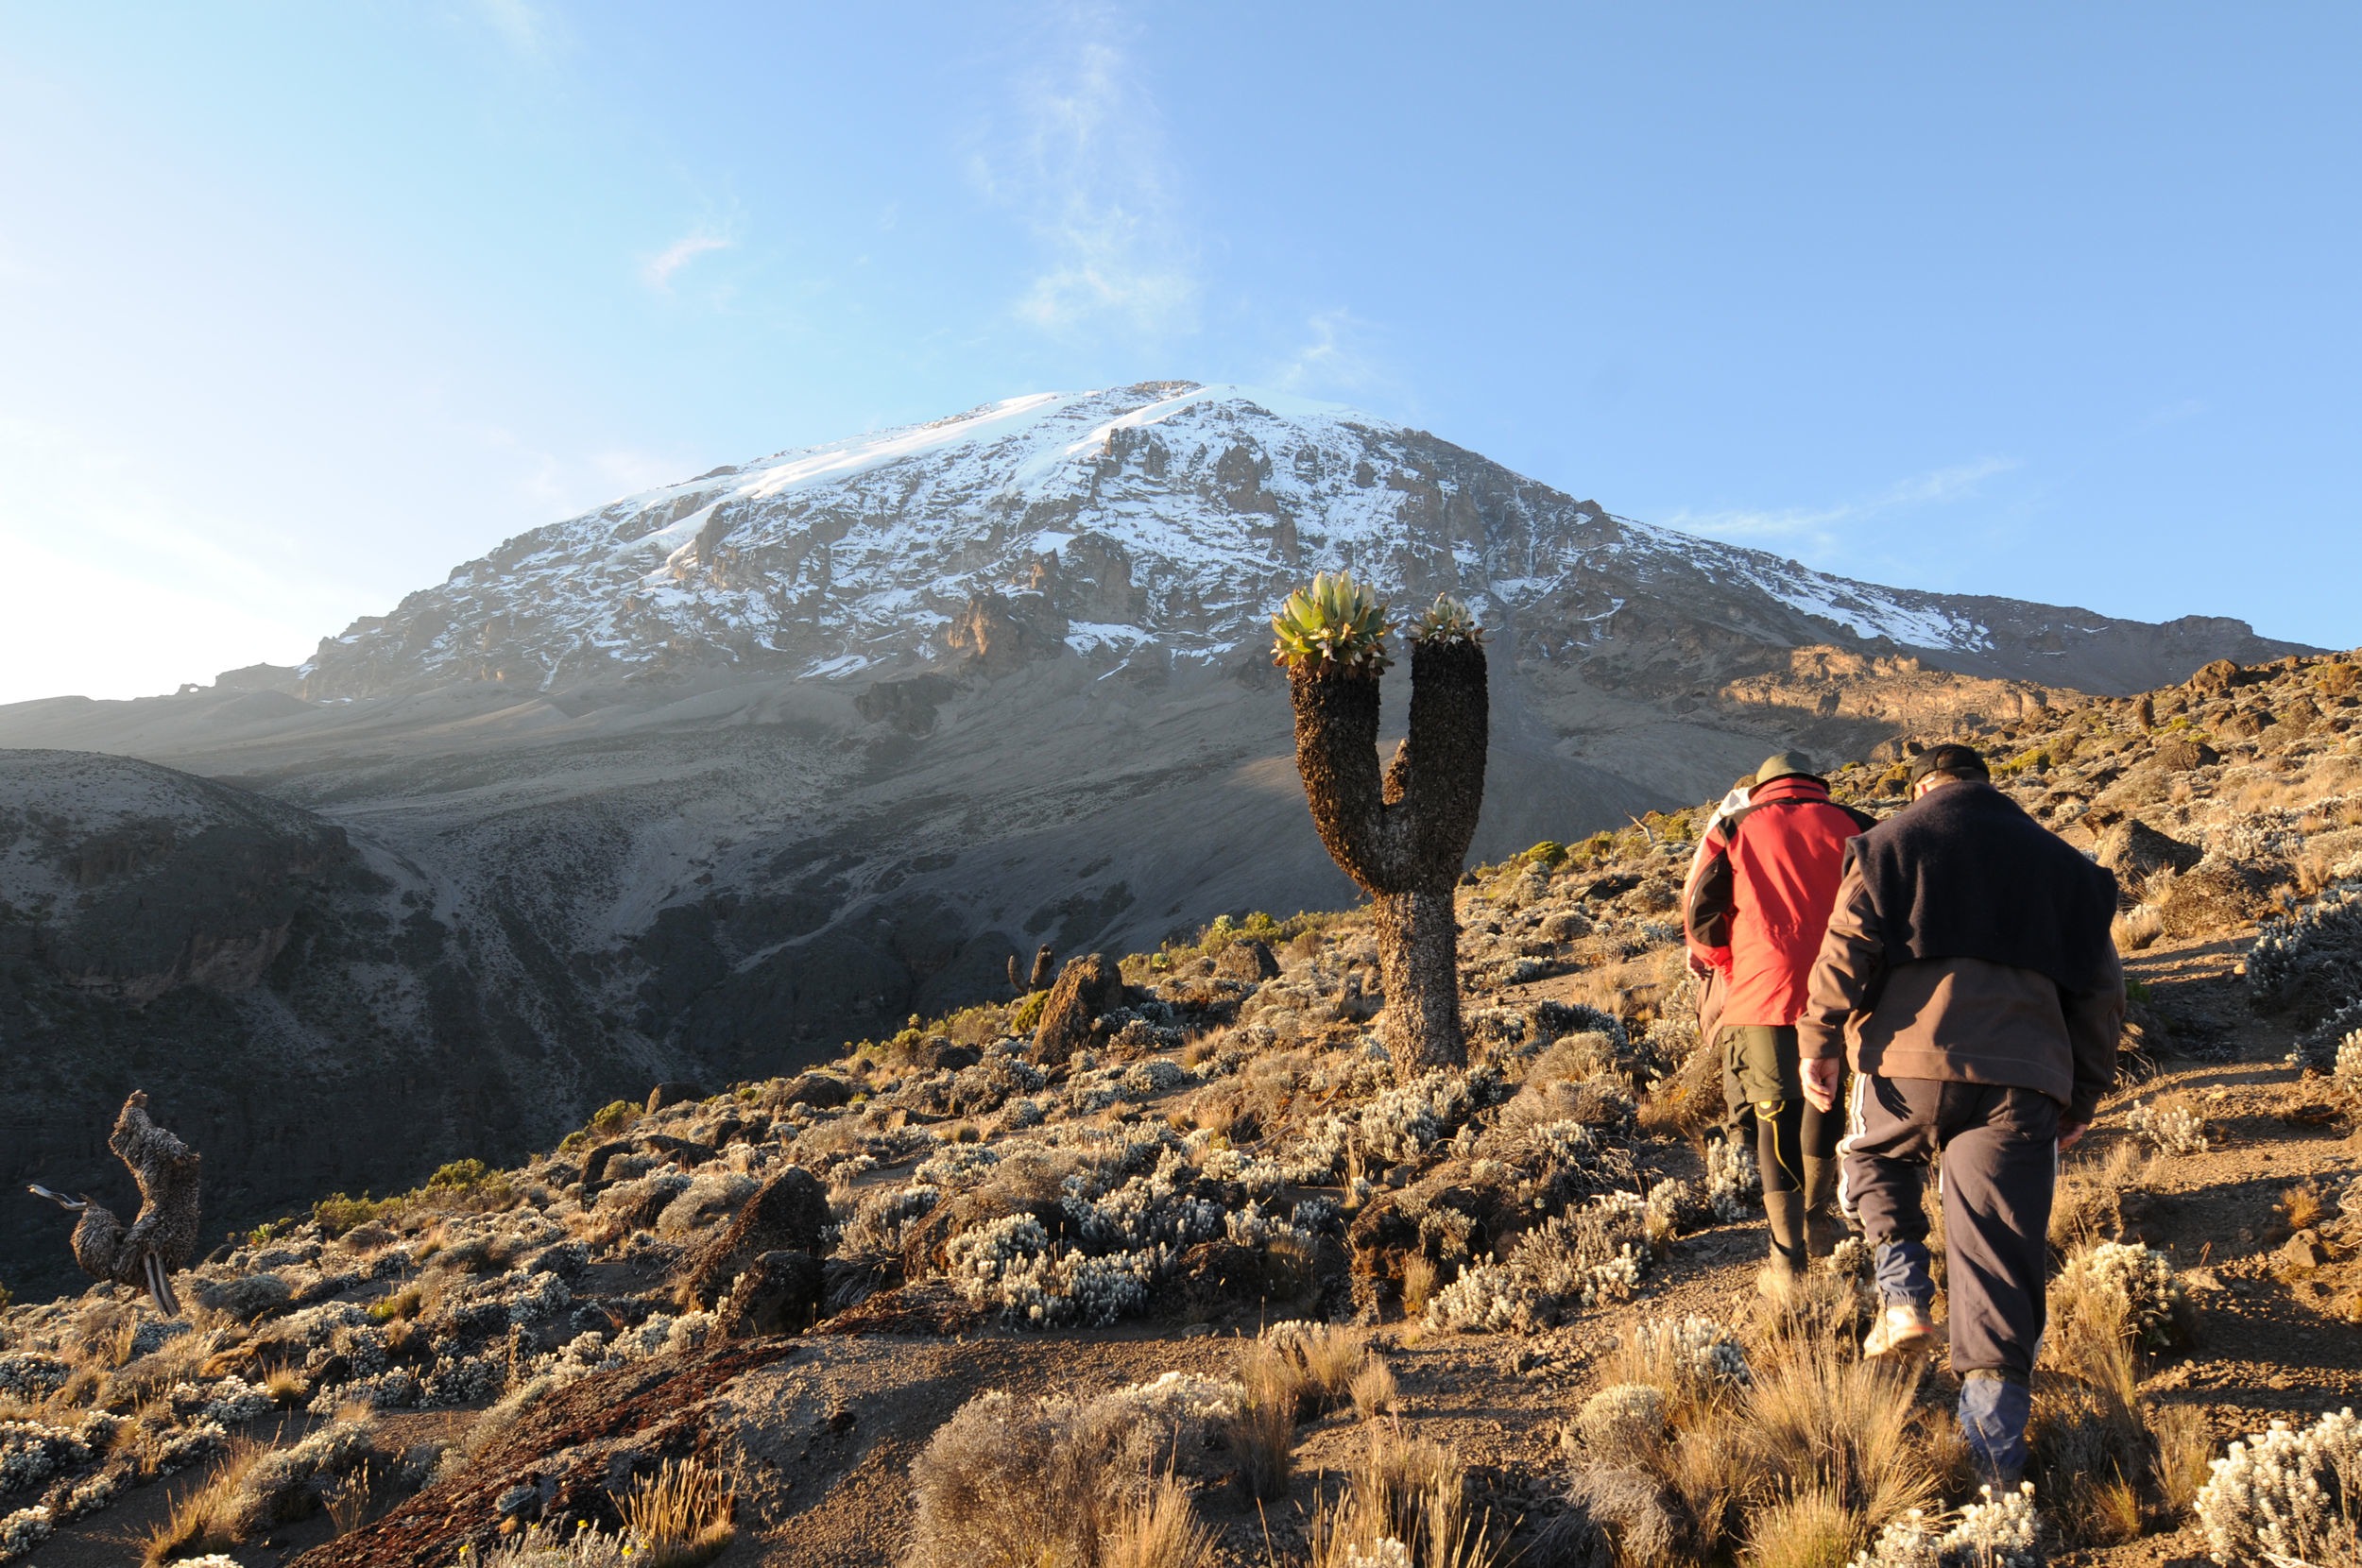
[978,9,1196,340]
[2142,397,2206,427]
[1272,310,1397,400]
[1663,456,2019,555]
[642,230,733,292]
[472,0,556,60]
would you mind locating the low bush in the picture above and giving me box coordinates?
[2194,1407,2362,1568]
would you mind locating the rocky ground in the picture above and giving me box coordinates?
[6,650,2362,1568]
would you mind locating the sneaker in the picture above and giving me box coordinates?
[1860,1300,1939,1361]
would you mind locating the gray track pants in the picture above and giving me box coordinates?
[1838,1074,2058,1381]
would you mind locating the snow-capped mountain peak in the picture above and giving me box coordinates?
[297,381,2296,701]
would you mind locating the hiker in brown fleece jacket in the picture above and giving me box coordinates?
[1798,742,2123,1488]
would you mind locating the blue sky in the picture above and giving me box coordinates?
[1,3,2354,703]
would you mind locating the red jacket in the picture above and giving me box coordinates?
[1683,775,1874,1031]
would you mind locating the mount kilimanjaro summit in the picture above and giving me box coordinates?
[0,381,2310,1288]
[301,380,2273,700]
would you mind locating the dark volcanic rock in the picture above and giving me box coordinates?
[1214,938,1282,981]
[1032,952,1121,1065]
[779,1070,858,1108]
[714,1249,824,1337]
[2161,859,2278,938]
[676,1167,830,1308]
[646,1081,706,1112]
[2096,820,2204,890]
[2154,737,2222,773]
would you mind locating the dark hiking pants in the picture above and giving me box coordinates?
[1720,1025,1841,1196]
[1838,1073,2058,1382]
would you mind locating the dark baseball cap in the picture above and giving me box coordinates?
[1908,743,1991,785]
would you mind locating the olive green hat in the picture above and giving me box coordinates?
[1754,750,1822,786]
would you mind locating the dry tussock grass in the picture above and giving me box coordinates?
[1737,1338,1934,1529]
[1350,1357,1399,1421]
[324,1463,377,1536]
[619,1455,736,1567]
[1742,1486,1860,1568]
[1583,1287,1957,1564]
[2227,753,2362,813]
[2050,1141,2153,1256]
[2148,1402,2215,1515]
[1290,1323,1366,1411]
[1401,1254,1440,1316]
[142,1437,268,1564]
[2276,1180,2328,1235]
[1230,1341,1302,1501]
[1309,1428,1500,1568]
[2114,906,2165,953]
[1103,1475,1215,1568]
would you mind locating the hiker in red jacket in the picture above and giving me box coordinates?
[1682,751,1875,1290]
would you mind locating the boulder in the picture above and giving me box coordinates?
[713,1250,825,1337]
[2153,738,2220,773]
[579,1139,638,1192]
[2219,708,2275,740]
[2186,659,2249,696]
[1540,909,1595,942]
[646,1082,706,1113]
[1213,938,1281,981]
[779,1071,857,1109]
[909,1040,980,1073]
[199,1272,293,1324]
[2160,859,2277,939]
[1032,952,1121,1065]
[676,1167,830,1308]
[1163,1240,1319,1321]
[2095,820,2203,891]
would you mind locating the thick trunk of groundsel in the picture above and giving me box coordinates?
[1374,886,1465,1070]
[1285,639,1489,1076]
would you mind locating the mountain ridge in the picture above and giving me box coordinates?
[283,381,2311,705]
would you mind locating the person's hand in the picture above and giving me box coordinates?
[2058,1120,2089,1151]
[1801,1057,1841,1113]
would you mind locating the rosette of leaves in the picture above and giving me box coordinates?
[1275,575,1489,1071]
[1271,571,1394,673]
[1411,593,1484,648]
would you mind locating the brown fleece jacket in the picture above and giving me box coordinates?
[1799,859,2123,1122]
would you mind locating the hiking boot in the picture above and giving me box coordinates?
[1860,1300,1939,1361]
[1960,1371,2031,1490]
[1758,1191,1808,1298]
[1803,1154,1846,1258]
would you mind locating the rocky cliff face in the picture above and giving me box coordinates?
[0,751,676,1299]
